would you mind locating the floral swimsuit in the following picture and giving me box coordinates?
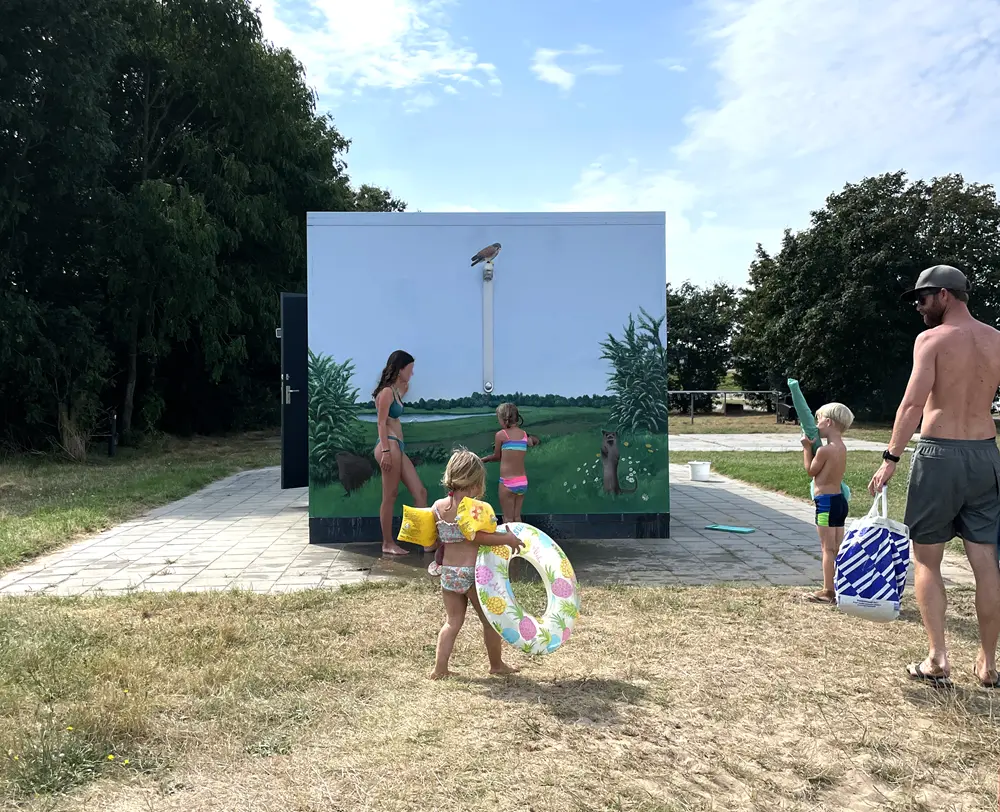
[433,505,475,593]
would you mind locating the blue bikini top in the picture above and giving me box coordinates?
[386,387,403,419]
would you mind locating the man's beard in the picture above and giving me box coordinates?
[923,306,943,327]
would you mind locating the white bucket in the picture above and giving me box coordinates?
[688,461,711,482]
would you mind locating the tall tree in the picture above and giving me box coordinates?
[733,171,1000,418]
[101,0,269,435]
[0,0,407,452]
[666,282,739,412]
[0,0,122,455]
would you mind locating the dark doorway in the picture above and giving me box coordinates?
[280,292,308,489]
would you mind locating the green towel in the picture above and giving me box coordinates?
[788,377,851,503]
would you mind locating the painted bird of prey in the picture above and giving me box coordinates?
[471,242,501,266]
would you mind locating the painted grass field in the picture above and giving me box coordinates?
[310,406,670,517]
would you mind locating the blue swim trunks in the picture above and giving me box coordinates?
[815,492,849,528]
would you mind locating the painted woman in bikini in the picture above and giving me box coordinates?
[481,402,535,523]
[372,350,428,556]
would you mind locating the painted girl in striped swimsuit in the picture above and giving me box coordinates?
[481,402,535,523]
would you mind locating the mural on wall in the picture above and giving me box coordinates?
[306,212,668,524]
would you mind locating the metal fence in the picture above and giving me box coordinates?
[668,390,783,424]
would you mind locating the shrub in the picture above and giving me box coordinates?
[308,351,366,485]
[599,309,668,435]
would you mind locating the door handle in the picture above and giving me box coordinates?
[284,385,300,405]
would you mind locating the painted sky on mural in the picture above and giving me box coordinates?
[307,213,665,401]
[255,0,1000,289]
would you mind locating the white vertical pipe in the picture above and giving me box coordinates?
[482,261,494,393]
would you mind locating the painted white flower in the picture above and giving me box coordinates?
[641,493,649,501]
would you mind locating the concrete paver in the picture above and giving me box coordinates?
[0,462,973,597]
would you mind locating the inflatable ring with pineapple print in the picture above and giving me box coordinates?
[475,522,580,655]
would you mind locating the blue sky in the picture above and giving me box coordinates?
[256,0,1000,288]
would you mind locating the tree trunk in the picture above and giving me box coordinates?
[122,316,139,435]
[58,401,88,462]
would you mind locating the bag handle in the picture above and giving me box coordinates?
[865,486,888,519]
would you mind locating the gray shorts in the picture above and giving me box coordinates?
[905,437,1000,544]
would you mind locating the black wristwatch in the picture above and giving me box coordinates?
[882,449,900,463]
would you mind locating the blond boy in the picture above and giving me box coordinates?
[800,402,855,604]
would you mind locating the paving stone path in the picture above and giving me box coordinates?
[0,462,972,597]
[669,433,902,452]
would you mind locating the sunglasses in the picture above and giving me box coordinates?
[914,289,942,306]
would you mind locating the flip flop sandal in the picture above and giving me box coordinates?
[906,662,953,688]
[974,671,1000,689]
[803,593,835,605]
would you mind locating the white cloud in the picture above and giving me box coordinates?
[403,92,437,113]
[478,62,502,87]
[583,64,623,76]
[543,160,760,287]
[443,85,458,95]
[656,60,686,73]
[531,48,577,91]
[550,0,1000,287]
[677,0,1000,190]
[253,0,500,101]
[530,44,620,91]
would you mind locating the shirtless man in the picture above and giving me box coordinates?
[869,265,1000,689]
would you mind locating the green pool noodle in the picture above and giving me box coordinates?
[788,378,851,503]
[704,524,756,534]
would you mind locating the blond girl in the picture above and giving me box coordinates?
[429,447,523,679]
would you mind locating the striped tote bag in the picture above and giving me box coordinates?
[834,487,910,622]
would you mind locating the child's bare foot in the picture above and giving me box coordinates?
[490,663,520,676]
[429,669,458,680]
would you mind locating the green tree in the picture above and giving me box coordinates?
[101,0,293,436]
[666,282,739,413]
[733,171,1000,418]
[0,0,122,455]
[354,184,406,212]
[0,0,407,452]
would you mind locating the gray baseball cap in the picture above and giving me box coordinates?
[899,264,970,301]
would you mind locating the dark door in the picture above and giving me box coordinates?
[280,292,308,489]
